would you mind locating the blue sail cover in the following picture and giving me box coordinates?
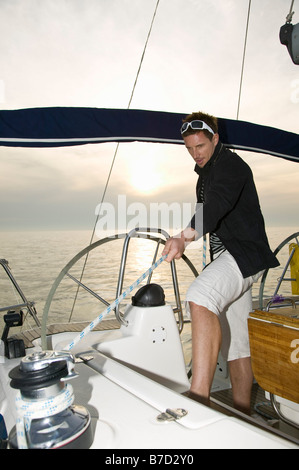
[0,107,298,162]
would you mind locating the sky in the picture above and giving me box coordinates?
[0,0,298,233]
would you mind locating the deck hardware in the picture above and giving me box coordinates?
[8,351,93,449]
[1,310,25,358]
[76,354,94,363]
[156,408,188,422]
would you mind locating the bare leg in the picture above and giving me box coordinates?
[228,357,253,415]
[189,302,222,406]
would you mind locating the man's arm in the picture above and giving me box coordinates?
[162,227,199,262]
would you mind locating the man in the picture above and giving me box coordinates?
[162,111,279,414]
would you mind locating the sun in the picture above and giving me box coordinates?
[129,152,163,194]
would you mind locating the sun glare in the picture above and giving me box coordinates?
[129,152,163,194]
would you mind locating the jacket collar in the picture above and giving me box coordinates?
[194,140,223,176]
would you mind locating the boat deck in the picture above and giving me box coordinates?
[212,383,276,419]
[8,319,299,446]
[211,383,299,444]
[10,319,120,349]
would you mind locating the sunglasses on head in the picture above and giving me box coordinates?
[180,120,215,136]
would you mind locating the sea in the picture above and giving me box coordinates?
[0,226,298,337]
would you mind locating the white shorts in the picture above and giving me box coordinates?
[185,250,263,361]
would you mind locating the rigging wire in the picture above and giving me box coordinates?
[237,0,295,118]
[68,0,160,321]
[286,0,295,23]
[206,1,251,269]
[236,0,251,121]
[88,0,160,247]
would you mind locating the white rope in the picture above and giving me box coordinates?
[64,254,167,351]
[15,383,74,449]
[202,235,207,269]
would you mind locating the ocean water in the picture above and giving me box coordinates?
[0,226,298,336]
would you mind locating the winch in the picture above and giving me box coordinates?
[8,350,93,449]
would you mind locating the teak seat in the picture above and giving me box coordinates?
[248,306,299,404]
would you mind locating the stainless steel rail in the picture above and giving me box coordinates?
[114,228,184,333]
[0,259,40,326]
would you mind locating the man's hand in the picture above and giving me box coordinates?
[162,236,185,262]
[162,228,198,263]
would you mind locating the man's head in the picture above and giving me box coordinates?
[181,111,219,168]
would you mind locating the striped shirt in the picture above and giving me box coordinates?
[198,175,226,259]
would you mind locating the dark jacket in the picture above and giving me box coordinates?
[190,141,279,278]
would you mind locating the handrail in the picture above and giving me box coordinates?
[115,228,184,333]
[258,232,299,310]
[41,229,199,349]
[0,259,40,327]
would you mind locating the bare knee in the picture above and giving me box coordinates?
[189,302,221,335]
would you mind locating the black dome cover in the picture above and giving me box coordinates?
[132,284,165,307]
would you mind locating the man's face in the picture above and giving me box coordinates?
[183,131,219,168]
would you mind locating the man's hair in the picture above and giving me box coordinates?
[182,111,218,140]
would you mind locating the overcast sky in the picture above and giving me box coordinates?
[0,0,298,232]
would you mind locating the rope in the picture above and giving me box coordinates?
[202,235,207,269]
[15,383,74,449]
[64,254,167,351]
[68,0,160,322]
